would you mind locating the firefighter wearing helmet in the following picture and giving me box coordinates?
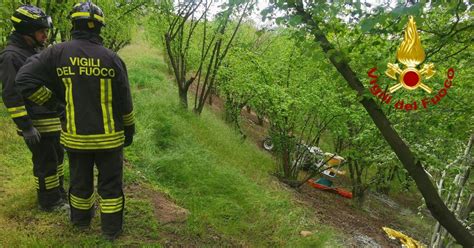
[0,5,67,211]
[16,1,135,240]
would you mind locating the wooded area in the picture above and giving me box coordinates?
[1,0,472,246]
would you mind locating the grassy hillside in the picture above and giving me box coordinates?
[0,34,340,246]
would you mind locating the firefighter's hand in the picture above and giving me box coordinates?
[23,127,41,145]
[124,135,133,147]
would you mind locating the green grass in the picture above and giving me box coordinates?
[0,116,160,246]
[0,32,339,246]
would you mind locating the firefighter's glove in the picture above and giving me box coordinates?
[23,127,41,145]
[124,135,133,147]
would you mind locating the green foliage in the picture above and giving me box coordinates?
[259,4,473,246]
[0,108,160,246]
[0,30,340,246]
[0,1,17,48]
[255,1,474,205]
[119,33,339,246]
[218,27,356,180]
[0,1,471,245]
[0,0,144,51]
[146,0,255,110]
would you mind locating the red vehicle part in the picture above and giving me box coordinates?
[307,179,353,199]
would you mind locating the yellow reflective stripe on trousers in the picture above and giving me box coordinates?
[70,193,95,210]
[123,111,135,126]
[7,106,27,118]
[45,175,59,189]
[100,79,115,134]
[32,174,60,190]
[99,196,123,214]
[44,174,58,183]
[45,181,60,190]
[62,78,76,134]
[34,177,39,189]
[27,86,52,105]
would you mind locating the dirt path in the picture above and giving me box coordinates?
[298,184,398,247]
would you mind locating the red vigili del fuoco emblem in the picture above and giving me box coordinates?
[367,16,454,111]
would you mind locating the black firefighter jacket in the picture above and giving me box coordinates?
[0,32,61,136]
[16,31,135,152]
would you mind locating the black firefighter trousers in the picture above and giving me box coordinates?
[26,135,65,209]
[67,149,124,236]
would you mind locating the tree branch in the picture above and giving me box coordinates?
[285,1,474,246]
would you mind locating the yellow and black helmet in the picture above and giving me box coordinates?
[11,5,52,35]
[70,1,105,26]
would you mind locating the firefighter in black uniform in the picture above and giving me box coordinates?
[0,5,66,211]
[15,2,135,240]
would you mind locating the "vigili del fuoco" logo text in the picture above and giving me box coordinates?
[367,16,454,111]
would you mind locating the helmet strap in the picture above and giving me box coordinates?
[25,33,43,48]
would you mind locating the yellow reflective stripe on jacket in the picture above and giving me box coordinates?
[27,86,52,105]
[100,79,115,134]
[32,118,61,126]
[7,106,27,118]
[37,126,62,133]
[61,137,124,146]
[70,193,95,210]
[123,111,135,126]
[57,164,64,177]
[99,196,123,214]
[60,137,125,150]
[61,131,124,141]
[32,118,61,133]
[17,8,40,19]
[60,131,125,150]
[63,78,76,134]
[71,12,104,23]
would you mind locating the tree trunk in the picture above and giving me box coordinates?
[349,160,366,207]
[333,50,473,248]
[208,94,213,105]
[289,5,474,246]
[178,86,188,109]
[431,135,474,247]
[335,136,344,154]
[460,194,474,221]
[208,86,213,105]
[282,140,291,178]
[257,114,264,126]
